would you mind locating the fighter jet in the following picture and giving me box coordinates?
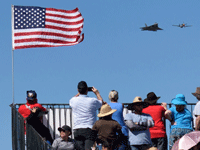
[140,23,163,31]
[172,23,192,28]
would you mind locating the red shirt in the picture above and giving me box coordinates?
[18,101,46,134]
[142,105,167,139]
[18,102,46,118]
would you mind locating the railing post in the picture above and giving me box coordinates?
[11,104,17,150]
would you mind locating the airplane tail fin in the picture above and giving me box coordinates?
[145,23,147,27]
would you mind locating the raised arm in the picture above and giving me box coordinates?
[92,87,106,104]
[161,102,168,110]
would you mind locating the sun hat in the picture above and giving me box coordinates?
[192,87,200,99]
[171,94,187,105]
[127,96,149,110]
[58,125,72,135]
[98,104,117,117]
[108,90,118,101]
[27,90,37,100]
[144,92,160,104]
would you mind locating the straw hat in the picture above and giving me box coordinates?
[192,87,200,99]
[127,96,149,110]
[98,104,117,117]
[144,92,160,104]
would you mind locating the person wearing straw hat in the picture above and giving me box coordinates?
[142,92,168,150]
[124,96,154,150]
[165,94,193,150]
[92,104,123,150]
[192,87,200,130]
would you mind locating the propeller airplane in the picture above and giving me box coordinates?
[172,23,192,28]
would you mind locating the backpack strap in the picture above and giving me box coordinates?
[25,104,32,111]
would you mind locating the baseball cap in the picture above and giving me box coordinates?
[27,90,37,100]
[58,125,72,135]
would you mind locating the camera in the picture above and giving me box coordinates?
[88,87,93,91]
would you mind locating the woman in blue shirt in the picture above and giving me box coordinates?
[165,94,193,150]
[108,90,129,150]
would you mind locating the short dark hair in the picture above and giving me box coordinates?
[78,81,88,94]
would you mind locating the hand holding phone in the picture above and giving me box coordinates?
[88,87,93,91]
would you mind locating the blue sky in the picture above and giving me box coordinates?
[1,1,200,149]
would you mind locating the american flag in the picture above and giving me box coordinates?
[12,5,84,50]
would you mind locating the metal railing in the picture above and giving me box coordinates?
[10,104,52,150]
[11,103,197,150]
[14,104,72,140]
[26,123,52,150]
[11,104,25,150]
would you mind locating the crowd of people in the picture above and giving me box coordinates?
[18,82,200,150]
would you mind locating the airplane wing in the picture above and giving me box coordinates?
[172,25,180,27]
[185,25,192,27]
[157,27,163,30]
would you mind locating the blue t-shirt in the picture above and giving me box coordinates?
[124,112,152,145]
[169,106,193,130]
[108,102,128,136]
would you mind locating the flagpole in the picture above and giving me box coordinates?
[11,5,15,104]
[12,50,14,104]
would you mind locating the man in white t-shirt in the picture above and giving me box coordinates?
[69,81,104,150]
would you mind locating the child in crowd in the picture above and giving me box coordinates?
[92,104,124,150]
[52,125,80,150]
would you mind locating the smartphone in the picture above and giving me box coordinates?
[88,87,93,91]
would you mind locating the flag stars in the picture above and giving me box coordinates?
[14,6,46,29]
